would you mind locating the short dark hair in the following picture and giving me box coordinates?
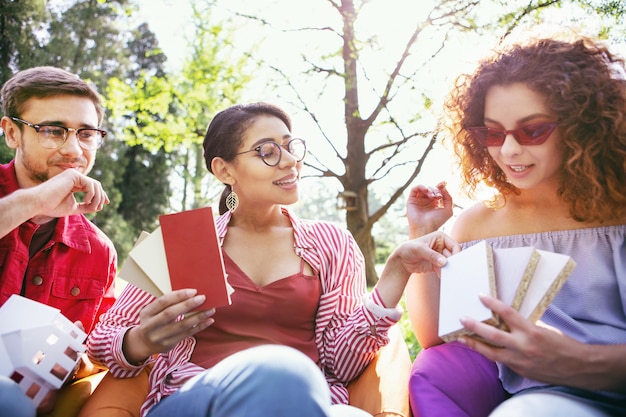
[1,66,105,124]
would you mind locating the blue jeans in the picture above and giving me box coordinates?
[490,387,626,417]
[0,376,36,417]
[147,345,369,417]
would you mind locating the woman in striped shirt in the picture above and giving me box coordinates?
[87,102,459,417]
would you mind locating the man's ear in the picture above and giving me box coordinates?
[1,117,20,149]
[211,156,235,185]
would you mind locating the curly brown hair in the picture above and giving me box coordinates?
[444,37,626,223]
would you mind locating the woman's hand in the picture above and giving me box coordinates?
[458,295,626,391]
[407,182,453,239]
[396,231,460,275]
[122,289,215,364]
[376,231,461,308]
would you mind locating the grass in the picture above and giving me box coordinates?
[397,297,421,361]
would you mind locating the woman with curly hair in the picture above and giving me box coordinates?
[405,36,626,417]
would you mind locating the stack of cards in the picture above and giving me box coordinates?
[438,240,576,342]
[118,206,232,311]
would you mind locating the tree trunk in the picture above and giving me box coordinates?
[355,227,378,287]
[192,142,206,209]
[346,188,378,287]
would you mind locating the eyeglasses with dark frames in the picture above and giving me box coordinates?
[235,138,307,167]
[466,122,558,147]
[10,117,106,150]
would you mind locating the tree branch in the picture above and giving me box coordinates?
[499,0,561,41]
[269,64,344,160]
[367,130,439,227]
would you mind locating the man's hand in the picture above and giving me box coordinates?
[0,169,110,238]
[31,169,109,221]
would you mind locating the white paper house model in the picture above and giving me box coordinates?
[0,294,86,406]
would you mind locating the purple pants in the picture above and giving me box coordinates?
[409,342,507,417]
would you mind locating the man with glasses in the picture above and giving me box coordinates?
[0,66,117,416]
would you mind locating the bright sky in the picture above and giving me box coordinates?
[133,0,193,70]
[131,1,476,148]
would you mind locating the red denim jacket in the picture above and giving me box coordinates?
[0,161,117,333]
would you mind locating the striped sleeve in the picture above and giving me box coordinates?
[300,219,398,403]
[87,283,157,377]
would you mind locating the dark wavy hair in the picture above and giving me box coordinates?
[444,37,626,222]
[202,102,292,214]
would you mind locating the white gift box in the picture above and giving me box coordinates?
[0,294,86,406]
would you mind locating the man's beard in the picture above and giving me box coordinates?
[20,153,50,183]
[20,152,89,184]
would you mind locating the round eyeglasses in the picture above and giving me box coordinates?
[235,138,307,166]
[466,122,558,147]
[10,117,106,150]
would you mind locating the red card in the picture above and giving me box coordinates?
[159,207,231,310]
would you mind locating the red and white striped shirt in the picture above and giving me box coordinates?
[87,207,398,417]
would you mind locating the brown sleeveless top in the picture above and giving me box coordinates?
[190,252,321,368]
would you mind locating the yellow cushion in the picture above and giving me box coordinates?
[46,371,107,417]
[77,367,151,417]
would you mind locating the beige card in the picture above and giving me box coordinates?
[117,231,163,297]
[126,228,172,295]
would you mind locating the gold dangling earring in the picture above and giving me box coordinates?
[226,189,239,213]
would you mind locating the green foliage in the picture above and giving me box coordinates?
[485,0,626,41]
[127,23,168,79]
[106,2,254,211]
[0,0,47,83]
[117,146,171,233]
[398,312,421,361]
[581,0,625,20]
[0,141,13,164]
[88,138,137,261]
[31,0,133,91]
[107,74,189,153]
[375,240,394,265]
